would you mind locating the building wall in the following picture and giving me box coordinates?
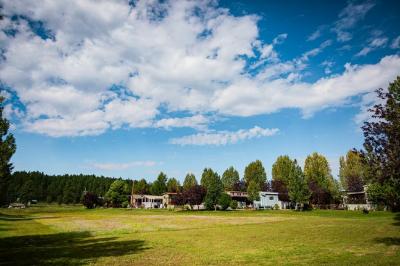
[254,192,280,209]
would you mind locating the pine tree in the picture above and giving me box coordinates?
[0,96,16,205]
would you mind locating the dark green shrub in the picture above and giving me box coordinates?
[218,193,232,210]
[230,200,238,210]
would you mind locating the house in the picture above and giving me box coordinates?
[8,203,26,209]
[162,192,179,209]
[254,191,281,209]
[226,191,251,208]
[342,185,373,210]
[130,194,164,209]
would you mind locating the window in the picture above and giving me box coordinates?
[269,196,274,200]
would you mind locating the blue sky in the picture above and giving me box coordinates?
[1,0,399,182]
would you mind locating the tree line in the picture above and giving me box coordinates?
[7,171,120,205]
[1,77,399,210]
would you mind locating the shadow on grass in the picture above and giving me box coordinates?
[0,231,148,265]
[392,213,400,226]
[0,212,62,221]
[374,237,400,246]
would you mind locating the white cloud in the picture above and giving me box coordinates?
[90,160,157,171]
[169,126,279,146]
[356,37,388,57]
[391,36,400,49]
[321,60,334,74]
[333,1,375,42]
[307,25,327,41]
[154,115,209,130]
[0,0,398,137]
[212,55,400,117]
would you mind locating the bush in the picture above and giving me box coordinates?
[362,208,369,214]
[218,193,232,211]
[274,203,280,210]
[82,192,98,209]
[204,197,215,210]
[121,201,129,208]
[230,200,238,210]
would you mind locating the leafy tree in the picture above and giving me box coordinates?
[132,178,149,194]
[202,168,222,210]
[221,166,240,191]
[167,178,180,193]
[271,155,296,201]
[105,180,129,207]
[359,77,400,211]
[339,150,364,192]
[271,180,289,202]
[183,185,206,210]
[232,180,246,192]
[82,192,98,209]
[287,160,310,208]
[247,180,260,203]
[272,155,293,185]
[183,173,197,191]
[150,172,167,195]
[304,153,338,205]
[201,168,216,188]
[218,193,232,210]
[244,160,267,189]
[0,96,16,205]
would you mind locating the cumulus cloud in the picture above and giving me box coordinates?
[169,126,279,146]
[213,55,400,117]
[90,160,157,171]
[0,0,398,138]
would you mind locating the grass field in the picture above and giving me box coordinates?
[0,206,399,265]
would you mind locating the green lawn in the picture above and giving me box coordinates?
[1,205,399,265]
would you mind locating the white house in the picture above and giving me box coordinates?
[254,191,281,209]
[131,194,164,209]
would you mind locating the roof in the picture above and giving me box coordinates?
[162,192,178,195]
[131,194,164,200]
[260,191,279,195]
[346,191,366,195]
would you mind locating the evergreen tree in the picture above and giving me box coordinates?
[19,178,34,203]
[150,172,167,195]
[0,96,16,205]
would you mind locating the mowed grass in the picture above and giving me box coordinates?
[0,205,399,265]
